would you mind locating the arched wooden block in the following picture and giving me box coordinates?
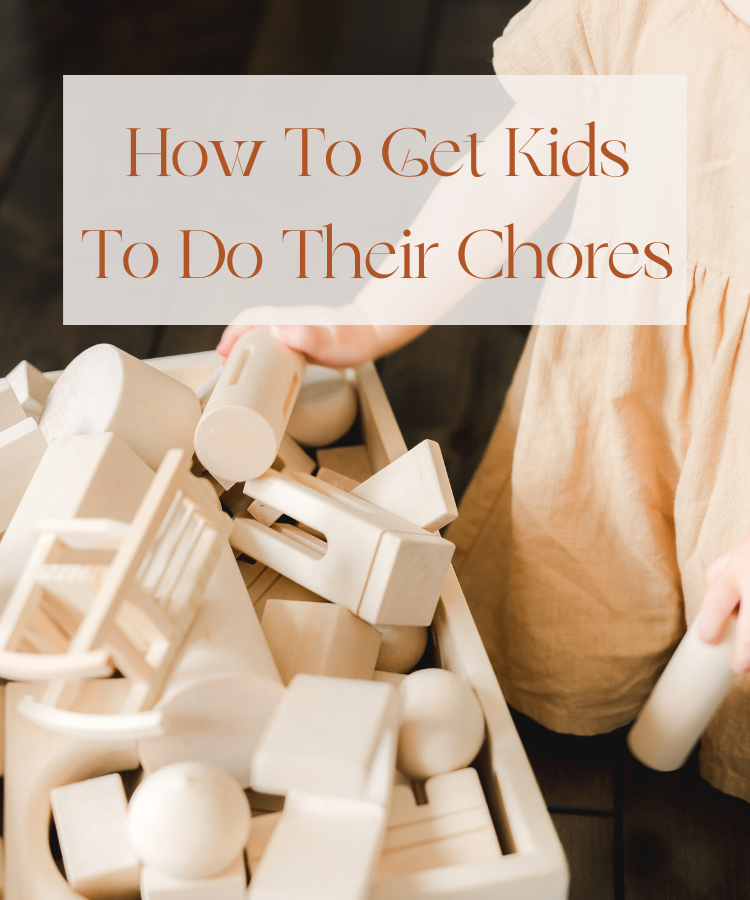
[230,472,454,627]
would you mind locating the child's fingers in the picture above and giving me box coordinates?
[732,586,750,674]
[270,324,333,361]
[706,552,732,588]
[699,575,741,645]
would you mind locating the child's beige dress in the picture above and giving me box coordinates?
[448,0,750,801]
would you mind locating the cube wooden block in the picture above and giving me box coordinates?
[50,773,140,900]
[261,599,382,685]
[251,674,398,802]
[141,856,245,900]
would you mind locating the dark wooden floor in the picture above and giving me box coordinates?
[2,1,749,896]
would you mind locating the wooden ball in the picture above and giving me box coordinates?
[375,625,428,674]
[287,366,358,448]
[127,762,250,880]
[397,668,485,780]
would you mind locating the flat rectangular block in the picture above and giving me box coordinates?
[141,856,245,900]
[261,599,382,685]
[51,773,140,900]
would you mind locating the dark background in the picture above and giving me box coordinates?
[2,1,750,897]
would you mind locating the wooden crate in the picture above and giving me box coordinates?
[4,351,567,900]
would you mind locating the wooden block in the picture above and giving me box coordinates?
[261,599,382,685]
[5,361,53,422]
[145,351,222,391]
[195,329,306,483]
[220,483,252,518]
[0,433,154,614]
[628,614,738,772]
[247,769,502,884]
[275,434,316,476]
[248,499,282,527]
[352,440,457,533]
[248,792,386,900]
[141,856,245,900]
[137,543,284,788]
[244,564,327,621]
[287,365,358,448]
[50,773,140,900]
[0,418,47,533]
[354,363,407,475]
[230,472,454,627]
[372,671,407,688]
[316,467,360,492]
[40,345,201,471]
[376,768,502,880]
[246,811,281,875]
[251,674,398,803]
[4,680,140,900]
[0,378,27,432]
[316,445,374,483]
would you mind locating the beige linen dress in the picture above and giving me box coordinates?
[448,0,750,800]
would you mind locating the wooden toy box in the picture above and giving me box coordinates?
[6,352,568,900]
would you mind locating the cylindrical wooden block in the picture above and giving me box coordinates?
[195,329,306,482]
[137,543,285,787]
[39,344,201,470]
[627,614,738,772]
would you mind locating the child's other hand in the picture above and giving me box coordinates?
[698,531,750,673]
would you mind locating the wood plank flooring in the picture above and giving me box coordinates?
[1,1,749,898]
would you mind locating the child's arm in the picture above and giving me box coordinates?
[218,103,579,366]
[699,533,750,673]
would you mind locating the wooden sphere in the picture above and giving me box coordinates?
[287,366,358,448]
[375,625,428,674]
[397,668,485,780]
[127,762,251,880]
[40,344,201,470]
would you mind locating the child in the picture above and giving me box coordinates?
[219,0,750,802]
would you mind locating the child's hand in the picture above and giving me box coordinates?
[698,531,750,673]
[217,304,427,368]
